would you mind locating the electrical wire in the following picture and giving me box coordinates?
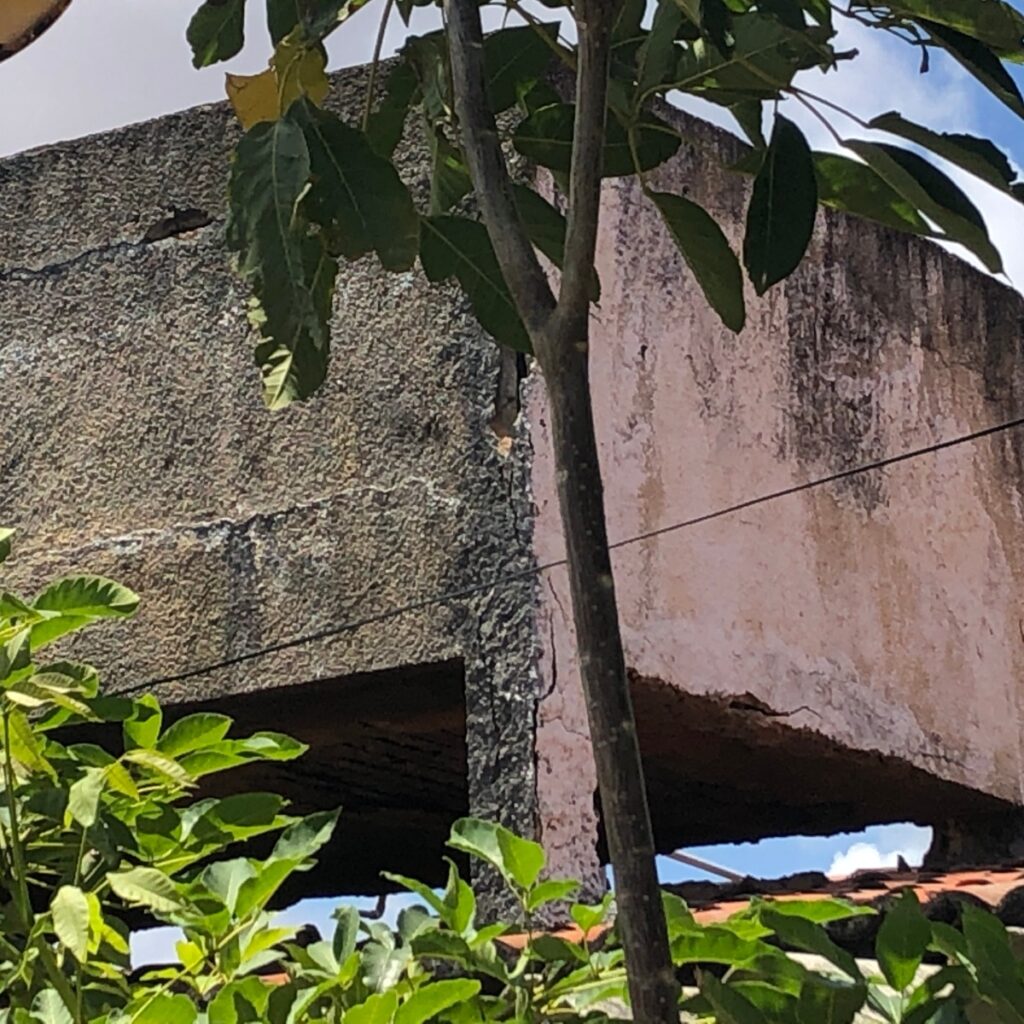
[117,412,1024,696]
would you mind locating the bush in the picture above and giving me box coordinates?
[2,536,1022,1023]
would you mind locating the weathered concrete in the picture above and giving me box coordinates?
[3,66,1024,898]
[0,66,542,899]
[530,121,1024,883]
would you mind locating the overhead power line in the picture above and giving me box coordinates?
[120,412,1024,697]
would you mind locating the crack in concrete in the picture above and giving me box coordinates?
[0,213,224,283]
[15,475,462,561]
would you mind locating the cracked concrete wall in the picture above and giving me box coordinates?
[529,108,1024,882]
[0,67,542,897]
[5,66,1024,894]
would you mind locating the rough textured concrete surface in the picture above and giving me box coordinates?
[529,109,1024,884]
[0,66,541,899]
[3,66,1024,899]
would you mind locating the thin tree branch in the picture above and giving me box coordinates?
[363,0,396,133]
[553,0,616,338]
[443,0,557,336]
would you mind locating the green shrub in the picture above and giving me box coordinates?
[2,534,1021,1023]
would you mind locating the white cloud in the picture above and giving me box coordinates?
[828,829,931,877]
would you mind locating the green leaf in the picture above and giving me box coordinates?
[731,100,766,148]
[6,707,53,777]
[267,0,350,43]
[511,185,600,300]
[271,808,339,861]
[130,993,198,1024]
[448,817,545,890]
[573,892,616,934]
[158,713,233,756]
[395,980,481,1024]
[31,576,139,646]
[347,991,399,1024]
[668,13,829,101]
[419,216,531,353]
[760,907,860,980]
[227,116,336,409]
[756,898,875,924]
[429,132,473,215]
[638,0,686,94]
[235,857,300,915]
[672,926,773,965]
[441,856,476,935]
[68,768,105,827]
[107,866,185,916]
[367,61,419,159]
[484,24,558,112]
[699,970,771,1024]
[961,903,1024,1017]
[333,904,360,962]
[661,891,695,939]
[30,990,73,1024]
[0,527,13,565]
[744,114,817,294]
[923,20,1024,118]
[123,693,163,750]
[382,872,447,918]
[234,730,307,760]
[527,878,580,912]
[290,99,418,271]
[876,890,931,991]
[797,973,867,1024]
[869,112,1021,199]
[813,152,931,236]
[51,885,90,963]
[651,191,746,331]
[887,0,1024,55]
[202,857,257,912]
[513,104,681,177]
[187,0,247,68]
[844,139,1003,273]
[208,977,271,1024]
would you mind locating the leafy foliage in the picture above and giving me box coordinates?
[5,531,1024,1023]
[187,0,1021,403]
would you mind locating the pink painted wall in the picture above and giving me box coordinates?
[527,115,1024,881]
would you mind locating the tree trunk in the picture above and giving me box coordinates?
[536,323,679,1024]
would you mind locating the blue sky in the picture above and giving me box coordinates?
[1,0,1019,966]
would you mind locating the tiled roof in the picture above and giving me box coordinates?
[668,864,1024,926]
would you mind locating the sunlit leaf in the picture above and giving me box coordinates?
[876,889,931,991]
[68,767,105,827]
[227,116,337,408]
[395,980,481,1024]
[31,575,139,646]
[448,817,545,890]
[158,713,233,757]
[51,885,90,963]
[814,151,931,235]
[108,866,186,916]
[844,139,1003,272]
